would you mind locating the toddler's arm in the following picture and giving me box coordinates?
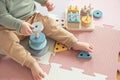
[0,1,23,33]
[35,0,55,11]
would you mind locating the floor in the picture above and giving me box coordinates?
[118,55,120,79]
[0,0,120,80]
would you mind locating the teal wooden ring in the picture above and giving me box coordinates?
[29,32,45,44]
[32,22,44,33]
[93,10,103,18]
[29,39,47,50]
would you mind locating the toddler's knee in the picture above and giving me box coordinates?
[0,30,24,52]
[6,31,20,42]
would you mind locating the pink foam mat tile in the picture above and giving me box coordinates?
[0,56,33,80]
[102,24,120,31]
[50,26,120,80]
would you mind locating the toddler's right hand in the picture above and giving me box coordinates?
[20,22,34,36]
[45,0,55,11]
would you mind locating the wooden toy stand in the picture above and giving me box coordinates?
[66,5,95,31]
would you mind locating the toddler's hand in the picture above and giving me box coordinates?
[20,22,34,36]
[45,0,55,11]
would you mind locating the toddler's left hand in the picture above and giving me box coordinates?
[45,0,55,11]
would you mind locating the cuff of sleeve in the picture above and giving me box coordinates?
[15,19,23,33]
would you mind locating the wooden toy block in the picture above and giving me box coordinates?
[66,4,95,31]
[68,5,79,13]
[54,42,68,53]
[67,23,80,30]
[77,51,92,59]
[67,12,80,23]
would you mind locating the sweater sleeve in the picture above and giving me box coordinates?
[0,1,23,33]
[35,0,47,6]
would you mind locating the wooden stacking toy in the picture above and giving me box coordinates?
[77,51,92,59]
[29,22,48,57]
[81,14,92,27]
[66,4,95,31]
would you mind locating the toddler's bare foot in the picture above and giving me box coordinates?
[72,41,93,53]
[30,62,46,80]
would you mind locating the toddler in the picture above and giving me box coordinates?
[0,0,93,80]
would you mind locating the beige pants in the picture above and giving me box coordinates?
[0,13,78,68]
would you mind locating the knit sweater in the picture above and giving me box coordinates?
[0,0,47,32]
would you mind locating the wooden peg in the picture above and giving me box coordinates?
[35,32,39,39]
[70,12,72,21]
[76,12,79,21]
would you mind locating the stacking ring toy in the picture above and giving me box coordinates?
[93,10,103,18]
[32,22,44,33]
[29,22,47,50]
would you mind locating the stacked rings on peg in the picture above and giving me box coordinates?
[29,22,48,57]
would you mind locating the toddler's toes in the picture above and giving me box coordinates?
[39,72,46,78]
[88,48,93,53]
[88,44,94,52]
[90,44,94,49]
[33,74,43,80]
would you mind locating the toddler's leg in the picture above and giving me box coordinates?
[41,15,93,52]
[0,30,46,80]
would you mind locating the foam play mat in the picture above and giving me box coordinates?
[0,0,120,79]
[49,26,120,80]
[0,26,120,80]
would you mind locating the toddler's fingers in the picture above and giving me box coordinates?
[30,25,35,29]
[27,28,33,35]
[89,48,93,53]
[88,44,94,53]
[90,44,94,49]
[88,43,93,49]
